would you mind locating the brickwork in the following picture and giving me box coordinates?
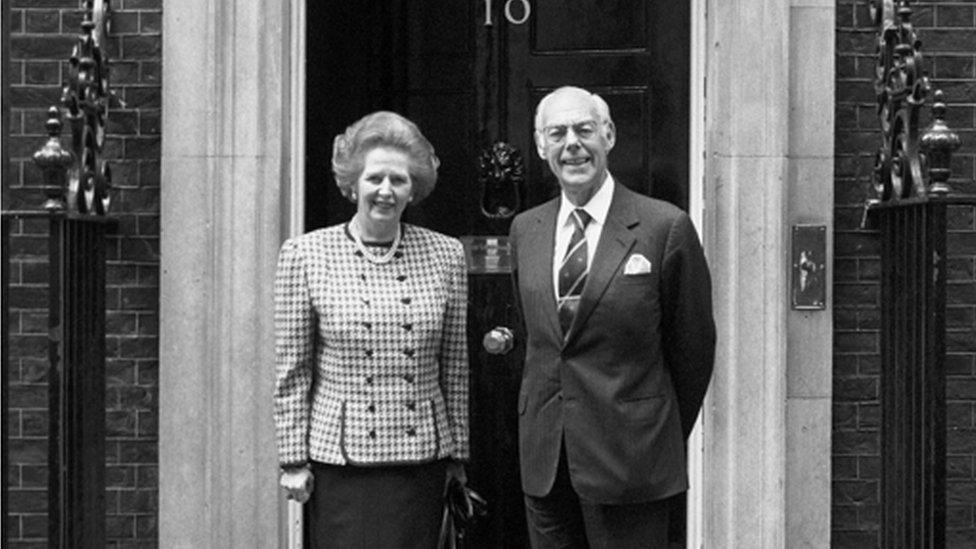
[834,1,976,546]
[4,217,51,549]
[5,0,161,547]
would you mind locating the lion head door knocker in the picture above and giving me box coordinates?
[478,141,524,219]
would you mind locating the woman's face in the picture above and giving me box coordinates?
[355,147,414,227]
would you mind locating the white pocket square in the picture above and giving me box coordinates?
[624,253,652,275]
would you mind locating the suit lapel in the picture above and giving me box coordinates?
[521,199,563,342]
[564,184,638,345]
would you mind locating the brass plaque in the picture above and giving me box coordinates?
[461,236,512,274]
[791,225,827,310]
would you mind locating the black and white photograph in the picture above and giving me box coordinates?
[2,0,975,547]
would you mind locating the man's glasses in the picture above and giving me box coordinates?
[540,120,603,145]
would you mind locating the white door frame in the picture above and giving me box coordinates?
[280,2,711,546]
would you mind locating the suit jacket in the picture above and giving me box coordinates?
[273,224,469,468]
[509,182,715,504]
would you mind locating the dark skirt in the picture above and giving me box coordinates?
[308,460,447,549]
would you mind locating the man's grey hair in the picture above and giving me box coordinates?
[533,86,614,132]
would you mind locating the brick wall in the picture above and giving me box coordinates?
[5,0,161,547]
[834,1,976,547]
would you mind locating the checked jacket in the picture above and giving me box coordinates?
[273,223,470,467]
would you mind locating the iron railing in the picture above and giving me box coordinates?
[872,196,976,546]
[2,212,111,548]
[3,1,115,545]
[867,1,973,546]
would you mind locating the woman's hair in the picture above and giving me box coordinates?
[332,111,440,203]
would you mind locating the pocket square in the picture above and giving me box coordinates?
[624,253,652,275]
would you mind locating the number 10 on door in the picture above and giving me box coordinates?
[483,0,531,26]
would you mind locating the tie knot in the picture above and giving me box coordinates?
[572,209,592,230]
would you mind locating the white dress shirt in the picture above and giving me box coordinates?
[552,173,615,300]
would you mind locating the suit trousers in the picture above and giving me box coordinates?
[523,444,670,549]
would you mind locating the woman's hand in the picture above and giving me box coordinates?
[280,467,314,503]
[446,460,467,486]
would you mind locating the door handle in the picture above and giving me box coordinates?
[483,326,514,355]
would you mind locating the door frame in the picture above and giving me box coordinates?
[281,1,709,546]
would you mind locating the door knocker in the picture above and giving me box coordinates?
[478,141,524,220]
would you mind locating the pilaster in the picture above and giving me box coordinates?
[786,0,835,545]
[159,0,292,546]
[702,0,790,546]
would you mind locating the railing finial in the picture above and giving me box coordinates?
[32,0,112,215]
[33,106,74,212]
[920,90,960,196]
[866,0,959,211]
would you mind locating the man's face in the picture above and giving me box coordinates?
[536,91,615,200]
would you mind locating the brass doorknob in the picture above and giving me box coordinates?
[483,327,514,355]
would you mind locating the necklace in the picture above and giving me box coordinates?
[352,221,402,264]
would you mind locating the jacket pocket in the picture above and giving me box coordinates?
[620,395,665,424]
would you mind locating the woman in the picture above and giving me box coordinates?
[274,111,469,548]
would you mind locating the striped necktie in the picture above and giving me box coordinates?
[557,208,592,336]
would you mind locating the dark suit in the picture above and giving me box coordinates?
[510,182,715,511]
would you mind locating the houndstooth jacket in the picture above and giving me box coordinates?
[273,223,470,468]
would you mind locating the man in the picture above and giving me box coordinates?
[508,86,716,547]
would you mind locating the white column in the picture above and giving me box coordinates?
[702,0,790,546]
[159,0,293,546]
[786,0,835,545]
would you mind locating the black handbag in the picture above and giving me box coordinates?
[437,477,487,549]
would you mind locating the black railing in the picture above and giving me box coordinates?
[867,1,974,546]
[4,1,114,546]
[2,212,110,547]
[873,196,976,546]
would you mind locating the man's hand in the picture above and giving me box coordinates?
[280,467,314,503]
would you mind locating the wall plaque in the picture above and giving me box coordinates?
[791,224,827,310]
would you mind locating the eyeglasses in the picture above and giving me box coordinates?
[540,120,603,145]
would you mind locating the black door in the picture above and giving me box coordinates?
[306,2,690,546]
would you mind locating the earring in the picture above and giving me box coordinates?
[351,191,357,200]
